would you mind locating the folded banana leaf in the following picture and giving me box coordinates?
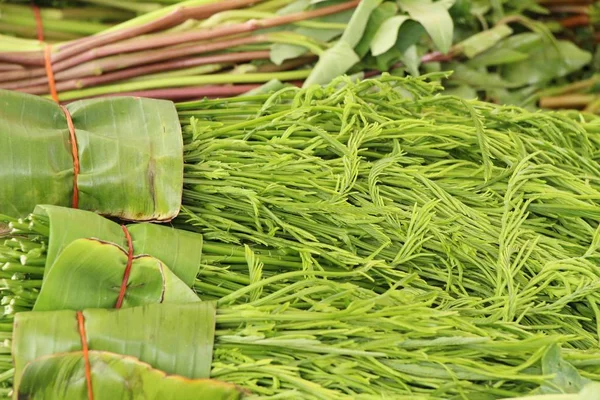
[35,205,202,287]
[17,351,243,400]
[0,90,183,221]
[34,238,199,311]
[13,302,217,392]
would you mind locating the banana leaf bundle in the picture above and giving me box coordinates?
[2,214,600,400]
[0,91,183,220]
[0,0,594,107]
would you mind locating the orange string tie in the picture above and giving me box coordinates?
[76,311,94,400]
[115,225,134,309]
[44,46,59,103]
[33,2,60,103]
[59,105,80,209]
[31,4,44,42]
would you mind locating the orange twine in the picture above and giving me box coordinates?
[32,3,59,102]
[115,225,134,309]
[31,5,44,42]
[76,311,94,400]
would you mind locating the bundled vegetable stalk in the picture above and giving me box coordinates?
[0,0,595,107]
[0,0,358,101]
[0,0,207,41]
[2,208,600,400]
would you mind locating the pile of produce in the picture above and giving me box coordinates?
[2,74,600,398]
[0,0,597,109]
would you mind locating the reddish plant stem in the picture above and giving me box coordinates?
[74,84,262,101]
[539,94,594,109]
[14,51,271,95]
[537,0,593,4]
[0,51,45,67]
[420,52,454,63]
[0,63,24,71]
[0,0,357,81]
[50,0,358,73]
[56,0,262,60]
[0,0,261,68]
[0,34,263,86]
[547,5,590,13]
[51,34,264,77]
[559,14,590,28]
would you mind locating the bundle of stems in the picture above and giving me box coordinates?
[0,0,358,101]
[1,210,599,399]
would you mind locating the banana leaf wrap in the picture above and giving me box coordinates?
[17,351,243,400]
[13,302,217,392]
[35,205,202,287]
[33,238,199,311]
[0,90,183,221]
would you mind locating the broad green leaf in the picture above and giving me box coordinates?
[467,48,529,68]
[35,205,202,287]
[301,0,381,87]
[495,32,544,52]
[465,32,542,68]
[501,40,592,87]
[374,20,425,71]
[270,10,353,65]
[371,15,410,56]
[539,345,590,394]
[34,239,199,312]
[0,91,183,221]
[18,351,243,400]
[397,0,455,54]
[448,62,518,89]
[455,24,513,58]
[399,45,420,76]
[340,0,382,48]
[303,41,360,87]
[354,2,398,58]
[128,223,203,287]
[449,0,471,18]
[14,302,217,391]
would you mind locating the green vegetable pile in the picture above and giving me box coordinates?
[176,73,600,396]
[3,74,600,399]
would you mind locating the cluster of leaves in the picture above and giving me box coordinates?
[276,0,596,109]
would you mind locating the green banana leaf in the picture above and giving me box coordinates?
[17,351,243,400]
[35,205,202,287]
[0,90,183,221]
[13,302,217,391]
[34,238,199,311]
